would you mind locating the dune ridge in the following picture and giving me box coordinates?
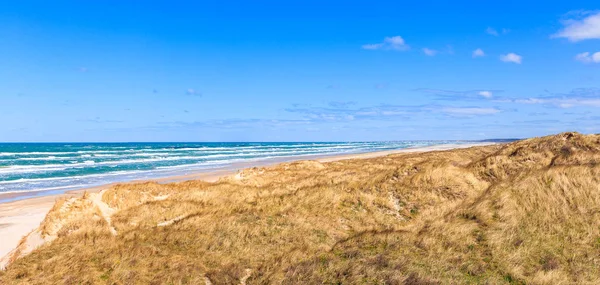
[1,132,600,284]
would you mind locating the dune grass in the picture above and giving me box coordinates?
[2,132,600,284]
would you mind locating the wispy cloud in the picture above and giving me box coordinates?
[500,53,522,64]
[552,11,600,41]
[415,88,500,100]
[328,101,356,108]
[374,83,387,89]
[285,106,373,122]
[575,115,600,121]
[508,88,600,108]
[422,48,438,56]
[574,51,600,63]
[472,48,485,58]
[486,27,499,36]
[528,112,549,116]
[512,119,561,124]
[422,46,454,56]
[186,88,202,96]
[286,103,501,121]
[442,107,501,116]
[478,91,493,98]
[77,117,124,123]
[515,98,600,108]
[362,36,409,51]
[156,118,313,130]
[124,103,504,136]
[486,27,509,36]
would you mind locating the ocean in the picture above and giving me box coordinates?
[0,141,461,200]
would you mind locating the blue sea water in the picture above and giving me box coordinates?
[0,141,462,199]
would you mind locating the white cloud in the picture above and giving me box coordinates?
[500,53,522,64]
[362,44,384,50]
[574,51,600,63]
[422,48,437,56]
[186,89,201,96]
[552,11,600,41]
[362,36,409,51]
[415,88,502,100]
[472,48,485,58]
[287,103,502,121]
[486,27,510,36]
[442,107,501,116]
[486,27,499,36]
[516,98,600,108]
[478,91,493,98]
[510,88,600,108]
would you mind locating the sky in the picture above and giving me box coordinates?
[1,1,599,142]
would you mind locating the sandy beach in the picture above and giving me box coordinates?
[0,142,490,261]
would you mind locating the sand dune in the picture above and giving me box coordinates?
[0,143,487,267]
[2,133,599,283]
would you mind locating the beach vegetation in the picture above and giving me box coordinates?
[2,132,600,284]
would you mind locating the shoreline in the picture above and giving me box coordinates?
[0,143,485,203]
[0,142,494,260]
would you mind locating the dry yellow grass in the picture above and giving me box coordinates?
[2,132,600,284]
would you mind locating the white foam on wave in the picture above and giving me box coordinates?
[0,164,70,175]
[0,151,75,156]
[0,142,382,158]
[0,184,90,195]
[0,169,150,185]
[0,143,415,175]
[17,156,62,161]
[0,142,437,195]
[0,147,365,175]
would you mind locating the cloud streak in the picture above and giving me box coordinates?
[77,117,124,123]
[186,89,202,96]
[415,88,501,100]
[328,101,356,108]
[286,103,501,121]
[362,36,409,51]
[442,107,501,116]
[422,48,437,56]
[156,118,313,130]
[486,27,499,36]
[486,27,509,36]
[506,88,600,108]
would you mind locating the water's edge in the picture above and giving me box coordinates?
[0,141,478,203]
[0,151,348,203]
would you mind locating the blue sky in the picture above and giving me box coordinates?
[1,1,599,142]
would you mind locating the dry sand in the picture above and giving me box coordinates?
[0,142,491,260]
